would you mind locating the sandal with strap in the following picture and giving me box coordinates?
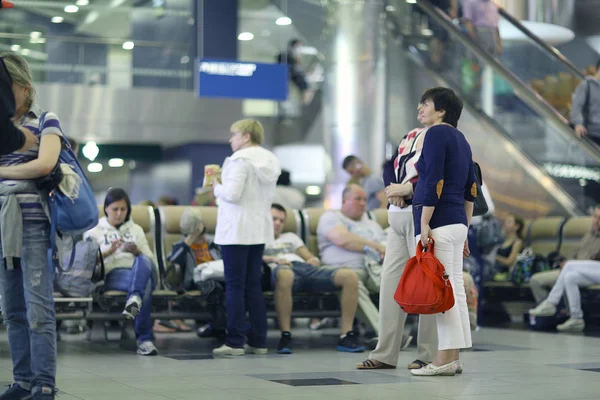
[356,359,396,370]
[407,359,430,370]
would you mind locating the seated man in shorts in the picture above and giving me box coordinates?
[266,204,364,354]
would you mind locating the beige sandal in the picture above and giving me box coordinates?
[356,359,396,370]
[408,359,430,369]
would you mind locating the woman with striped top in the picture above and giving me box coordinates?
[0,53,62,400]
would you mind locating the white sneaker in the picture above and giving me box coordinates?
[213,345,244,356]
[244,345,268,355]
[123,295,142,319]
[529,301,556,317]
[137,341,158,356]
[410,362,457,376]
[557,318,585,333]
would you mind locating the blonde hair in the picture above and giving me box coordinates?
[1,52,36,110]
[230,119,264,145]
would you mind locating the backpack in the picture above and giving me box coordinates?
[510,248,551,286]
[394,239,455,314]
[54,237,102,298]
[476,215,503,254]
[38,113,99,273]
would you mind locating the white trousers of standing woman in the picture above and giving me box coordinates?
[369,211,437,365]
[420,223,472,351]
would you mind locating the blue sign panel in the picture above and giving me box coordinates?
[197,59,288,101]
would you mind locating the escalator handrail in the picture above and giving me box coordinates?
[497,7,585,81]
[411,0,600,164]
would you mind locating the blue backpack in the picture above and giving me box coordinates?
[39,113,99,273]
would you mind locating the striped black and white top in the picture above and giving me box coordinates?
[0,104,64,220]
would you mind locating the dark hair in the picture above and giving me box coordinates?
[288,39,301,48]
[342,155,358,170]
[511,214,525,239]
[420,87,463,128]
[104,187,132,224]
[277,170,291,186]
[271,203,287,215]
[596,59,600,71]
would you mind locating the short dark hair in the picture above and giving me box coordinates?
[420,87,463,128]
[596,59,600,71]
[104,187,132,224]
[342,155,358,170]
[271,203,287,215]
[277,170,291,186]
[289,39,301,48]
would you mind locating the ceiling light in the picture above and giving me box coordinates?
[122,41,135,50]
[306,185,322,196]
[87,163,103,173]
[64,5,79,13]
[237,32,254,41]
[386,5,396,11]
[180,55,190,64]
[75,0,90,5]
[20,49,31,56]
[51,16,64,23]
[30,31,42,38]
[82,141,99,161]
[276,16,292,26]
[108,158,124,168]
[406,0,416,3]
[10,44,20,51]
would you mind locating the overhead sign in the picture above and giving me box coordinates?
[197,59,288,101]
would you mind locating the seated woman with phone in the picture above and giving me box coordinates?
[85,188,159,356]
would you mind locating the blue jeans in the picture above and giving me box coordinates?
[221,244,266,349]
[104,255,156,343]
[0,219,56,391]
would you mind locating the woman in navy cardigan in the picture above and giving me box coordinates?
[410,87,477,377]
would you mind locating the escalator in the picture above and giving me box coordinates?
[385,0,600,216]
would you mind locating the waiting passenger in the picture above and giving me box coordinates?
[273,169,306,210]
[316,184,383,336]
[166,208,226,338]
[0,52,62,400]
[85,188,158,356]
[342,156,387,210]
[493,214,524,280]
[267,203,363,354]
[529,205,600,332]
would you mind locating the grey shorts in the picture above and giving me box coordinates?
[272,262,339,293]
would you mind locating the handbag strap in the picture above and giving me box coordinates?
[415,239,448,289]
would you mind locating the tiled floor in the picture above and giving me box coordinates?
[1,325,600,400]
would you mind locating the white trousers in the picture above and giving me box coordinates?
[369,212,437,365]
[547,260,600,319]
[420,224,472,351]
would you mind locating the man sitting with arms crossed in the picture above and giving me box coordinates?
[266,203,365,354]
[316,184,384,338]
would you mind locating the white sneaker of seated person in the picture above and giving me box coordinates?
[528,301,556,317]
[557,318,585,333]
[137,341,158,356]
[123,295,142,320]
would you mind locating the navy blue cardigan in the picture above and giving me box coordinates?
[412,124,477,236]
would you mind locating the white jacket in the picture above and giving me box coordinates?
[214,146,281,245]
[84,216,157,275]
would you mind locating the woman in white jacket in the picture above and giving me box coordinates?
[212,119,281,356]
[85,188,158,356]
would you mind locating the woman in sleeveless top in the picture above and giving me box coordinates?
[494,214,524,280]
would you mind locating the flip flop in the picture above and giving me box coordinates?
[356,359,396,370]
[408,359,430,369]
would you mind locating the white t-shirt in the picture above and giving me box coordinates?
[264,232,306,263]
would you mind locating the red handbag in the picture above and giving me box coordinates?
[394,238,455,314]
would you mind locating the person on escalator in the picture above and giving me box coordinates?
[277,39,313,105]
[462,0,502,57]
[571,60,600,147]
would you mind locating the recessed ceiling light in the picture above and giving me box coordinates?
[122,41,135,50]
[20,49,31,56]
[108,158,124,168]
[51,16,64,23]
[10,44,21,51]
[75,0,90,5]
[64,5,79,13]
[276,16,292,26]
[87,163,103,173]
[82,141,99,161]
[406,0,416,3]
[30,31,42,38]
[238,32,254,41]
